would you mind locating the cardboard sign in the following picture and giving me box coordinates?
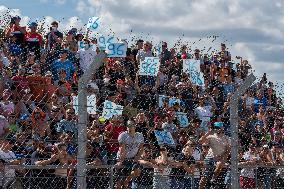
[106,43,127,57]
[86,16,100,30]
[102,100,124,119]
[73,95,96,114]
[176,112,189,127]
[183,59,204,86]
[158,95,181,107]
[97,36,114,50]
[154,130,175,145]
[139,57,160,76]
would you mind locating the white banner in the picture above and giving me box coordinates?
[102,100,124,119]
[139,57,160,76]
[183,59,204,86]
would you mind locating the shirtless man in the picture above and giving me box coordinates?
[198,122,230,189]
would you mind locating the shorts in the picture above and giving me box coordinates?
[240,176,255,188]
[114,159,142,182]
[203,157,215,177]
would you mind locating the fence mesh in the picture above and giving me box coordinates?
[0,14,283,189]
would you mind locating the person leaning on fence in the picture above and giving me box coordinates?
[132,145,156,189]
[170,141,196,189]
[35,143,75,189]
[239,143,260,189]
[114,120,144,189]
[0,135,24,188]
[198,121,230,189]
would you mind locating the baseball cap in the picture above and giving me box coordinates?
[116,79,124,84]
[29,22,38,28]
[12,16,21,21]
[213,122,223,127]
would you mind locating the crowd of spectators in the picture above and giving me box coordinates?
[0,15,283,189]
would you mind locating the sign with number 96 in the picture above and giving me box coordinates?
[87,17,99,30]
[106,43,127,57]
[139,57,160,76]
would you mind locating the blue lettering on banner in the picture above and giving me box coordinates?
[154,130,175,145]
[98,36,114,50]
[176,112,189,127]
[106,43,127,57]
[102,100,124,119]
[183,59,204,86]
[87,17,100,30]
[158,95,181,107]
[139,57,160,76]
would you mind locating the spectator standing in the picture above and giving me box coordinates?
[115,120,144,189]
[45,21,63,50]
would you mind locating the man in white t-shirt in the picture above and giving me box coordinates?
[77,39,97,73]
[115,120,144,189]
[0,136,22,188]
[194,97,216,134]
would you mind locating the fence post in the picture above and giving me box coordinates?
[230,73,256,189]
[77,53,106,189]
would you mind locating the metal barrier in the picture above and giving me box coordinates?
[2,164,283,189]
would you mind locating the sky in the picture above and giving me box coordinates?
[0,0,284,96]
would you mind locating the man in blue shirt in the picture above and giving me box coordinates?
[51,50,75,81]
[253,91,267,113]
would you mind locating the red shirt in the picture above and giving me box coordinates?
[104,123,125,153]
[25,32,43,46]
[11,75,29,91]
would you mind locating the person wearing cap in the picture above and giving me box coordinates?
[115,120,144,189]
[64,29,78,52]
[51,49,75,81]
[198,121,230,188]
[104,115,126,165]
[44,70,58,100]
[0,135,24,188]
[25,22,42,59]
[45,21,63,50]
[170,141,196,189]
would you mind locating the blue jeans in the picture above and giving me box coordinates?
[184,177,199,189]
[170,178,185,189]
[131,182,152,189]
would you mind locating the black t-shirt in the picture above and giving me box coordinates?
[135,167,154,185]
[171,154,195,177]
[45,31,63,49]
